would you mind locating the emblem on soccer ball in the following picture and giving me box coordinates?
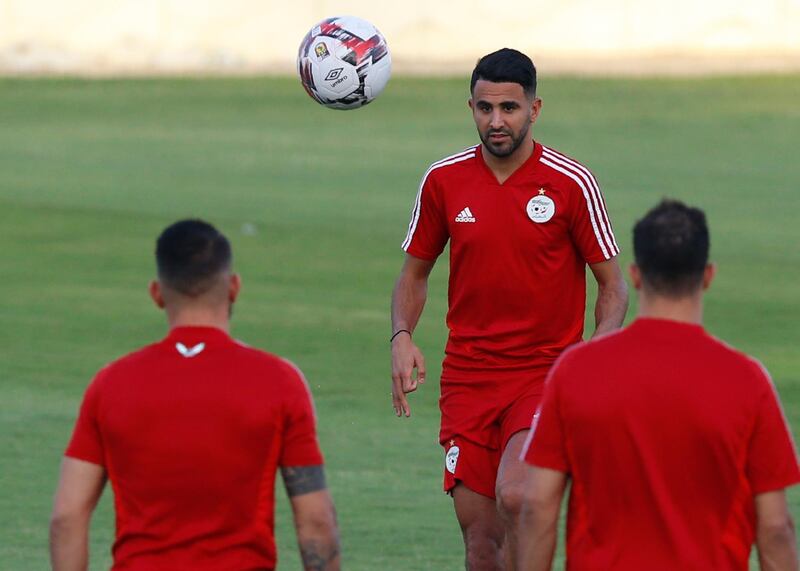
[314,42,330,61]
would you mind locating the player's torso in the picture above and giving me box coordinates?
[439,148,576,280]
[431,144,588,366]
[562,322,765,569]
[101,336,286,568]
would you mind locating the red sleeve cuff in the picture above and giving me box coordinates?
[526,449,569,473]
[64,449,105,468]
[585,250,618,265]
[403,244,440,261]
[751,472,800,495]
[279,451,324,467]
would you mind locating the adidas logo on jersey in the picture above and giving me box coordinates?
[455,207,476,223]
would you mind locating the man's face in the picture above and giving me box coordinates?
[469,80,541,158]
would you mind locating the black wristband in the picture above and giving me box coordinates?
[390,329,411,343]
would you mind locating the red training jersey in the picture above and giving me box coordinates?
[524,318,800,570]
[402,142,619,379]
[65,326,323,571]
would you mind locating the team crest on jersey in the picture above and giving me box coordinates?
[445,445,460,474]
[527,189,555,223]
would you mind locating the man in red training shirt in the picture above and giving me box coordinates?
[519,200,799,570]
[50,220,340,571]
[391,48,628,568]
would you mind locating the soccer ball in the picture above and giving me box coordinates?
[297,16,392,110]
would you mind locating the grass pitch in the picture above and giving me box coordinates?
[0,75,798,569]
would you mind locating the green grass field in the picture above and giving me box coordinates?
[1,74,798,569]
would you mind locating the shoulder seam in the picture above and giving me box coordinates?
[538,145,619,259]
[401,146,477,251]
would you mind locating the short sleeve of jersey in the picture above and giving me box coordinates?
[402,171,448,260]
[523,361,570,473]
[746,364,800,494]
[65,372,106,467]
[279,364,324,467]
[567,172,620,264]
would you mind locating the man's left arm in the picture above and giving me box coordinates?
[588,258,628,338]
[50,457,107,571]
[282,465,341,571]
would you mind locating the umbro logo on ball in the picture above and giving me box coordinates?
[324,68,344,81]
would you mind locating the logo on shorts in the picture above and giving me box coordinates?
[527,189,555,223]
[445,445,460,474]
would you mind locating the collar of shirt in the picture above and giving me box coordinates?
[475,140,543,187]
[630,317,706,336]
[164,325,233,348]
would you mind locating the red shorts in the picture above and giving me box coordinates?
[440,367,548,499]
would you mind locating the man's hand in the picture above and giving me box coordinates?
[390,254,435,418]
[391,332,426,417]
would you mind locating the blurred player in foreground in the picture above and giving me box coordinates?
[50,220,340,571]
[392,48,628,569]
[519,200,799,570]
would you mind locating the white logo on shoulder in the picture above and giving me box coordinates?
[455,207,476,223]
[527,189,555,223]
[176,342,205,358]
[445,445,460,474]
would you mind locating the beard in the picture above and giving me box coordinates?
[479,122,530,158]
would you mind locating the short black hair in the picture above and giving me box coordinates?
[470,48,537,97]
[633,200,710,297]
[156,219,232,296]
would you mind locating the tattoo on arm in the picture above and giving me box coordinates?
[281,465,327,497]
[299,539,339,571]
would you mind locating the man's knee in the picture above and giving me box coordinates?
[462,522,504,571]
[496,480,525,523]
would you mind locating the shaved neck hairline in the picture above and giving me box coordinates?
[158,270,231,299]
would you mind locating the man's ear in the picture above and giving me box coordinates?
[149,280,165,309]
[530,97,542,123]
[628,264,643,290]
[702,263,716,291]
[229,273,241,304]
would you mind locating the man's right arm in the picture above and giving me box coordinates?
[282,465,340,571]
[755,489,798,571]
[390,254,436,417]
[517,465,567,571]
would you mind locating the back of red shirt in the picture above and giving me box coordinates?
[525,318,800,570]
[65,326,323,570]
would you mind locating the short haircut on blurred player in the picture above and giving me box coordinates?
[155,219,232,296]
[633,199,710,297]
[470,48,537,98]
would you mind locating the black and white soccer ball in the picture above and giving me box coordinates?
[297,16,392,110]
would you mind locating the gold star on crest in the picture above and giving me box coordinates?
[538,188,547,195]
[449,439,456,446]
